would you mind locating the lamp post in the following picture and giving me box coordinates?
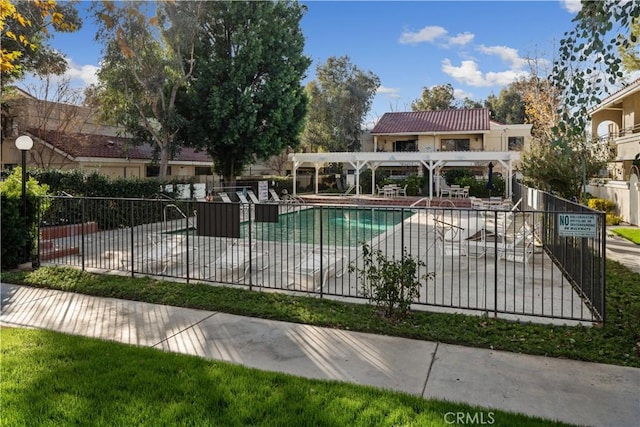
[15,135,33,262]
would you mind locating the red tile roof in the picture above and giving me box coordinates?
[29,129,211,162]
[371,108,491,134]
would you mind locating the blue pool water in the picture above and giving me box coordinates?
[246,207,413,246]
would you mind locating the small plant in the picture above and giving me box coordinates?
[587,197,616,213]
[349,243,432,321]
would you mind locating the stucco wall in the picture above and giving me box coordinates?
[586,176,640,225]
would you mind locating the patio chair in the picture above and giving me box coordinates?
[236,191,251,205]
[286,249,345,292]
[495,213,536,264]
[202,241,268,283]
[269,188,283,202]
[397,184,408,197]
[121,234,196,275]
[438,177,455,198]
[218,192,233,203]
[246,189,261,204]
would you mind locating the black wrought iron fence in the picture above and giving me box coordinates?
[513,182,606,321]
[38,195,605,323]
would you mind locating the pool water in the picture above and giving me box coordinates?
[246,207,413,246]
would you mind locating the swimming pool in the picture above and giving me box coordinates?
[247,206,413,246]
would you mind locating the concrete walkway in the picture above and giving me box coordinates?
[1,283,638,427]
[607,226,640,274]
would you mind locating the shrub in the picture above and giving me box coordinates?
[0,168,50,269]
[348,244,431,321]
[606,213,623,226]
[587,198,616,213]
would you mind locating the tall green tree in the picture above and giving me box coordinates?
[551,0,640,138]
[483,82,525,124]
[302,55,380,152]
[411,83,456,111]
[620,17,640,71]
[181,1,310,185]
[91,1,200,178]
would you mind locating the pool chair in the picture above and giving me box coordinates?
[246,190,261,204]
[236,191,251,205]
[202,241,268,283]
[121,234,196,275]
[286,249,345,292]
[495,213,536,264]
[269,188,283,202]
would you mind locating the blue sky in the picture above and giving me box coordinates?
[22,0,584,126]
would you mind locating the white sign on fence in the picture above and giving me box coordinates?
[258,181,269,202]
[557,214,598,238]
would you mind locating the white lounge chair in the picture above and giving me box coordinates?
[236,191,251,205]
[202,241,268,283]
[287,249,345,292]
[218,192,233,203]
[495,213,536,264]
[269,189,283,202]
[122,234,195,275]
[246,190,261,204]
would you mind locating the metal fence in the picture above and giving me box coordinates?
[513,182,607,322]
[37,194,606,323]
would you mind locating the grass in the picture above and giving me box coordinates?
[611,227,640,245]
[0,327,574,427]
[2,259,639,368]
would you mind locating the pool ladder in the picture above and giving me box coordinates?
[164,204,196,230]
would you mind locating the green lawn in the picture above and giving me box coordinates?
[2,258,639,368]
[611,227,640,245]
[0,327,574,427]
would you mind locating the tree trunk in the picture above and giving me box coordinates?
[159,146,170,179]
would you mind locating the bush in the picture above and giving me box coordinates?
[587,198,616,213]
[348,244,431,321]
[0,168,50,269]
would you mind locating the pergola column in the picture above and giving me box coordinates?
[348,160,369,195]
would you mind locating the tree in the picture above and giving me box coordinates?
[411,83,456,111]
[519,56,609,200]
[1,0,80,84]
[620,17,640,71]
[181,1,310,186]
[91,1,200,178]
[551,1,640,138]
[19,73,96,168]
[302,56,380,152]
[483,82,525,124]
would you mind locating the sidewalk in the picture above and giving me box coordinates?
[607,226,640,274]
[1,283,638,427]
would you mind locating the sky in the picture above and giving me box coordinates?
[19,0,586,127]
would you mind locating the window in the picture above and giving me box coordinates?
[508,136,524,151]
[146,166,172,177]
[441,139,470,151]
[393,140,417,152]
[195,166,212,176]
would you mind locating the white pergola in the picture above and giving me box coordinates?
[287,151,521,199]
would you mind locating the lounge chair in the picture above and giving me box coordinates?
[246,190,261,204]
[218,192,233,203]
[202,241,268,283]
[236,191,251,205]
[121,234,195,275]
[286,249,345,292]
[269,188,283,202]
[495,213,536,264]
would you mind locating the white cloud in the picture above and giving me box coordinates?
[399,26,447,44]
[377,85,401,99]
[476,45,527,70]
[441,59,529,87]
[448,32,474,46]
[560,0,582,13]
[453,88,475,100]
[64,60,99,87]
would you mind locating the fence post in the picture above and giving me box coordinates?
[81,198,85,271]
[493,209,498,318]
[601,211,607,324]
[185,201,190,284]
[319,205,323,298]
[130,200,134,278]
[248,203,253,292]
